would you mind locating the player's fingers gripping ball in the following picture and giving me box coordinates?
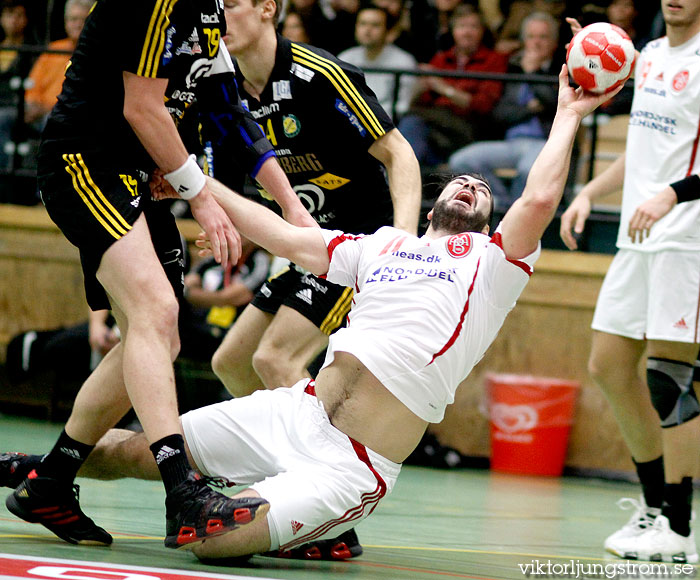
[566,22,636,94]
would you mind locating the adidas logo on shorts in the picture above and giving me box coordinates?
[296,288,313,305]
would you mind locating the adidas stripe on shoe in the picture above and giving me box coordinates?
[5,473,112,546]
[164,472,269,549]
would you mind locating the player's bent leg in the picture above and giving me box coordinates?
[212,305,272,398]
[647,339,700,482]
[607,341,700,562]
[80,429,160,480]
[63,342,133,445]
[588,331,660,460]
[252,306,329,388]
[589,332,665,557]
[96,215,182,442]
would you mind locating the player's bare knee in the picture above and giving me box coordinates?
[251,347,291,388]
[84,429,157,480]
[211,344,233,381]
[587,352,614,387]
[139,295,179,344]
[647,357,700,428]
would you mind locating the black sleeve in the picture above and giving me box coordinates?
[196,73,275,186]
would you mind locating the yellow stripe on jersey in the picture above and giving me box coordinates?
[138,0,177,78]
[62,154,132,239]
[320,286,353,335]
[291,44,385,140]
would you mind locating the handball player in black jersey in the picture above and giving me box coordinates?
[5,0,313,550]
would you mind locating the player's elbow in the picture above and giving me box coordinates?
[520,188,560,216]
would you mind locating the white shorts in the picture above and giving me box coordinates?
[592,248,700,342]
[181,379,401,551]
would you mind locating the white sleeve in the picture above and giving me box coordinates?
[320,229,364,288]
[482,226,540,309]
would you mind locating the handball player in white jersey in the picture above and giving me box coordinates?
[1,67,615,561]
[560,0,700,564]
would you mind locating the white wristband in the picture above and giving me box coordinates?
[165,154,206,200]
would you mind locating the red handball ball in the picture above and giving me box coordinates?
[566,22,636,94]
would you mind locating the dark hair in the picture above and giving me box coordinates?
[1,0,28,13]
[449,4,495,49]
[357,4,397,31]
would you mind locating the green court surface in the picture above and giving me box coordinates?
[0,414,698,580]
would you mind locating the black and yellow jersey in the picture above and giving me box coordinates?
[39,0,237,173]
[233,35,395,234]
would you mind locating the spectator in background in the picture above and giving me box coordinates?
[448,12,558,208]
[373,0,414,51]
[280,8,312,43]
[23,0,91,128]
[284,0,356,54]
[495,0,566,55]
[0,0,35,170]
[325,0,360,54]
[405,0,464,63]
[398,4,507,168]
[338,5,417,120]
[5,309,119,388]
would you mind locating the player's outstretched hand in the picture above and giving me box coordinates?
[559,194,591,251]
[557,65,622,119]
[189,184,241,267]
[627,186,678,243]
[563,17,582,52]
[566,17,582,38]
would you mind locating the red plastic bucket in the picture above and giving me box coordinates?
[486,374,579,476]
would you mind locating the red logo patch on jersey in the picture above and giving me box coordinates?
[446,233,472,258]
[672,70,689,92]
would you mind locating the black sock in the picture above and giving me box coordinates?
[36,430,95,482]
[149,434,192,494]
[633,456,664,510]
[662,477,693,537]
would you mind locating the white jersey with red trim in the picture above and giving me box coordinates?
[320,226,539,423]
[619,33,700,251]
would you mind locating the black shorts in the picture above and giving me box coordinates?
[38,150,184,311]
[252,266,352,335]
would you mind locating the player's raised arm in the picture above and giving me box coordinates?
[205,177,330,276]
[368,128,422,236]
[498,66,620,260]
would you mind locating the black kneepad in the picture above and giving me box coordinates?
[647,357,700,428]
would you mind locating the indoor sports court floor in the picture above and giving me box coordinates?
[1,414,698,580]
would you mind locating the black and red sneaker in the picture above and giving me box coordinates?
[5,473,112,546]
[270,528,363,560]
[164,472,269,549]
[0,453,37,489]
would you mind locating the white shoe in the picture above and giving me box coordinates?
[604,496,660,556]
[621,515,699,563]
